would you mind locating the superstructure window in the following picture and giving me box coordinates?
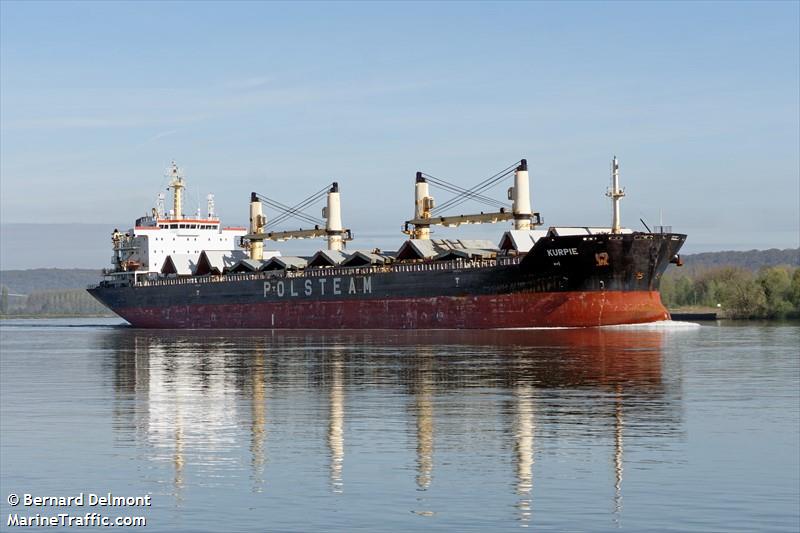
[170,224,177,229]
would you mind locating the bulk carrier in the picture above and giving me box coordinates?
[88,158,686,329]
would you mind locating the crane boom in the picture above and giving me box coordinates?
[403,210,541,234]
[245,227,353,242]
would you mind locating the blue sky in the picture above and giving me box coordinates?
[1,1,798,268]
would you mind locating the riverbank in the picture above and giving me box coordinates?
[662,265,800,319]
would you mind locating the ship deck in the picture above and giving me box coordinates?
[91,255,525,290]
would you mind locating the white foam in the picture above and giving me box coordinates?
[497,320,703,331]
[601,320,702,330]
[496,326,576,330]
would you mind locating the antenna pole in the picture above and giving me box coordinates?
[207,194,216,219]
[156,193,166,219]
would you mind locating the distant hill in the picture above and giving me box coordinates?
[677,248,799,276]
[0,269,102,295]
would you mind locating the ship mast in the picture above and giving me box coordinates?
[167,161,185,220]
[249,192,266,260]
[207,194,217,219]
[411,173,433,239]
[606,156,625,234]
[511,159,532,230]
[324,182,345,251]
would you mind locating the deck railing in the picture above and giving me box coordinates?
[123,255,524,288]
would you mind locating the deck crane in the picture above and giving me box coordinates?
[243,182,353,260]
[402,159,542,239]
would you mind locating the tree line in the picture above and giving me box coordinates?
[660,266,800,319]
[0,287,112,316]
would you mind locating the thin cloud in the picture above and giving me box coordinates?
[1,77,441,132]
[146,129,178,143]
[2,113,210,131]
[222,76,273,91]
[4,117,146,129]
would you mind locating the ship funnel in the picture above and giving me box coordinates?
[510,158,532,230]
[249,192,266,260]
[325,182,344,251]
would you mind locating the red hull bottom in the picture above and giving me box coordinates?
[115,291,671,329]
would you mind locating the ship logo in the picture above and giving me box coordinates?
[595,252,610,267]
[263,276,373,299]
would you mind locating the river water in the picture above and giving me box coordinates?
[0,319,798,532]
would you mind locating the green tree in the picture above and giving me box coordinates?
[694,269,730,307]
[659,275,676,307]
[674,275,695,306]
[757,267,793,318]
[713,268,767,318]
[1,285,8,314]
[790,268,800,315]
[678,276,694,306]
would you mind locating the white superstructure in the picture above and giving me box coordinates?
[111,162,247,275]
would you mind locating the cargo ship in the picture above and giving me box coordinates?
[88,158,686,328]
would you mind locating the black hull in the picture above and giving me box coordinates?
[88,232,686,329]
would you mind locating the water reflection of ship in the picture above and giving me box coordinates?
[514,383,535,525]
[406,348,436,492]
[100,327,680,522]
[108,333,252,498]
[328,348,345,493]
[614,384,624,525]
[250,345,267,491]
